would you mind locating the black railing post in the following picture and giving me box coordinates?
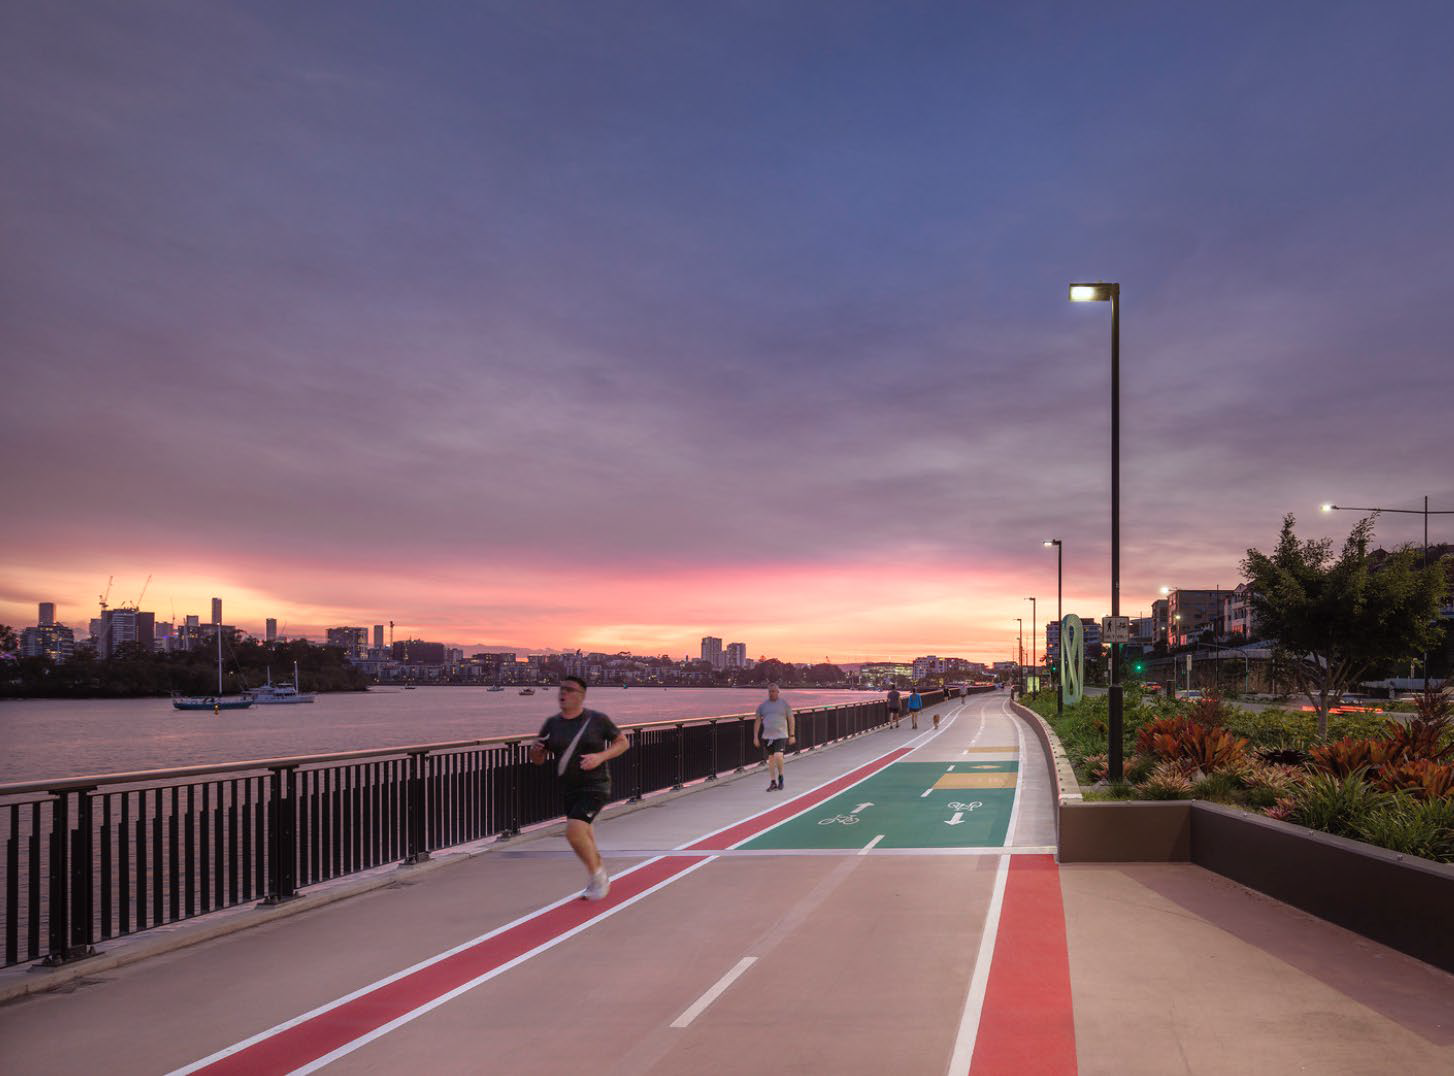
[673,724,685,790]
[71,790,95,956]
[42,788,97,966]
[735,719,746,773]
[628,730,643,802]
[45,792,69,964]
[506,743,522,837]
[706,721,719,780]
[261,767,299,905]
[406,750,432,861]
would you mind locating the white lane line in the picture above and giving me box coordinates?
[920,788,933,798]
[1001,699,1027,848]
[859,834,885,855]
[945,853,1010,1074]
[670,956,758,1028]
[947,765,955,771]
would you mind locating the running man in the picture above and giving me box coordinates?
[753,683,796,791]
[887,686,902,729]
[529,676,629,900]
[908,688,923,730]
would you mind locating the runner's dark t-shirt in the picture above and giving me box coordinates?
[537,709,622,792]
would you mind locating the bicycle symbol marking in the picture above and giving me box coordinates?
[945,801,984,812]
[818,814,862,825]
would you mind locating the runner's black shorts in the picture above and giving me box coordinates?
[563,787,609,823]
[762,737,788,756]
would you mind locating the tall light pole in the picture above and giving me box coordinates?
[1323,498,1452,692]
[1045,539,1063,715]
[1016,618,1024,694]
[1070,281,1123,781]
[1026,597,1038,695]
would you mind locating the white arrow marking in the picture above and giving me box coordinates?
[945,812,965,826]
[851,802,874,814]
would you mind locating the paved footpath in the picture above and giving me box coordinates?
[2,692,1451,1075]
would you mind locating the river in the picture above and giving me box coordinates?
[0,687,877,785]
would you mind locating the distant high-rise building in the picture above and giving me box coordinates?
[327,627,369,658]
[726,642,747,669]
[392,639,446,665]
[91,608,155,659]
[211,597,222,626]
[701,636,724,670]
[266,618,278,643]
[38,602,56,627]
[373,624,385,649]
[22,622,75,662]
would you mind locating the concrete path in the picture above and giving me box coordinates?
[1,691,1450,1075]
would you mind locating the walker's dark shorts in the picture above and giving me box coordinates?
[762,737,788,756]
[563,788,609,823]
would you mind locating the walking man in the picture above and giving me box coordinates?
[887,685,902,729]
[908,687,924,730]
[753,683,796,791]
[529,676,629,900]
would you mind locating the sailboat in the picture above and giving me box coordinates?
[173,626,253,711]
[247,662,316,705]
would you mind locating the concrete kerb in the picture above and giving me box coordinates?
[0,705,945,1006]
[1010,699,1081,807]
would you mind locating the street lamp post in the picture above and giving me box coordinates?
[1016,618,1024,694]
[1070,281,1123,781]
[1323,498,1453,692]
[1045,539,1063,715]
[1026,597,1037,695]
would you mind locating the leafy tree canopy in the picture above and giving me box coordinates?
[1243,513,1448,737]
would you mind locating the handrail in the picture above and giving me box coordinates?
[0,701,862,797]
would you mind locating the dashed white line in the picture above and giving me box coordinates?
[859,834,885,855]
[671,957,758,1028]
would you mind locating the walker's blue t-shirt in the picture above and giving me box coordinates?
[908,693,923,711]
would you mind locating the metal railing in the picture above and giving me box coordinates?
[0,690,962,967]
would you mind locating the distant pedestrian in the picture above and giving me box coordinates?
[754,683,796,791]
[529,676,629,901]
[908,688,924,730]
[887,686,903,729]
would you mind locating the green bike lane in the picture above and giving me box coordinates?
[741,760,1019,850]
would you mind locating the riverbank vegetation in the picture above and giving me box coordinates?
[0,639,368,699]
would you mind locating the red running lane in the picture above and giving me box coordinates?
[186,747,912,1074]
[970,854,1077,1075]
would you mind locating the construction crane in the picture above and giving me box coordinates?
[99,576,113,613]
[135,574,152,610]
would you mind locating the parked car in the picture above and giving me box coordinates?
[1179,689,1206,702]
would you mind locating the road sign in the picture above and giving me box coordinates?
[1101,616,1132,643]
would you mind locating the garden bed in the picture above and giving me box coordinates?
[1020,687,1454,865]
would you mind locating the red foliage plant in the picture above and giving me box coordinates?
[1307,736,1405,778]
[1373,759,1454,800]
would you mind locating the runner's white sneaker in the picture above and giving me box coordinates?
[584,867,610,901]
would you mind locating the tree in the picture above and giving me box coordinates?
[1243,514,1448,738]
[0,624,17,655]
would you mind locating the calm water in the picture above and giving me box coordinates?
[0,687,876,785]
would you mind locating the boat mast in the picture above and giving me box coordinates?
[217,624,223,695]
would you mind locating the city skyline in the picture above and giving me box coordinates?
[3,4,1451,664]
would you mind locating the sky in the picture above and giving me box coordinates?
[3,1,1452,663]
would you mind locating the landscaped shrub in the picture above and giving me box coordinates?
[1288,772,1385,837]
[1140,761,1194,800]
[1307,736,1403,778]
[1351,797,1454,862]
[1145,721,1250,775]
[1373,759,1454,800]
